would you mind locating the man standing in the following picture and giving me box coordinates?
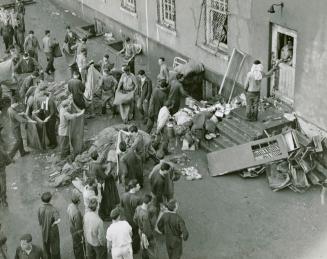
[19,70,39,100]
[68,70,86,109]
[83,198,107,259]
[15,234,44,259]
[24,30,40,61]
[136,70,152,124]
[146,80,169,133]
[42,92,58,149]
[42,30,55,75]
[8,96,32,158]
[14,15,25,53]
[98,68,117,115]
[134,194,157,259]
[97,54,114,73]
[0,146,12,207]
[67,189,85,259]
[0,21,14,51]
[15,0,25,15]
[58,99,84,159]
[76,37,87,55]
[76,48,89,83]
[0,223,8,258]
[119,37,136,74]
[157,200,189,259]
[38,192,61,259]
[157,57,169,84]
[106,208,133,259]
[166,73,189,115]
[244,60,279,121]
[120,179,142,254]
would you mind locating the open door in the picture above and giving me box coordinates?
[270,24,297,106]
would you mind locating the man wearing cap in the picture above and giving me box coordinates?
[244,60,279,121]
[15,234,44,259]
[42,30,56,75]
[19,70,39,100]
[24,30,40,61]
[14,52,40,74]
[8,96,33,159]
[106,207,133,259]
[76,37,87,55]
[58,99,85,159]
[98,68,117,115]
[97,54,114,73]
[67,189,85,259]
[38,192,61,259]
[83,198,107,259]
[157,200,189,259]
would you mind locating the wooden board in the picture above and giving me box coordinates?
[207,134,289,176]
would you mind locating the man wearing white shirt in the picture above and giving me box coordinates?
[106,208,133,259]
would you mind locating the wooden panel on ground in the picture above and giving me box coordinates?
[207,134,289,176]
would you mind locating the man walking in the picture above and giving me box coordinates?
[136,70,152,124]
[106,208,133,259]
[157,200,189,259]
[0,21,14,51]
[15,234,44,259]
[98,68,117,115]
[83,198,107,259]
[8,96,32,159]
[0,146,12,207]
[42,30,55,75]
[24,30,40,61]
[67,189,85,259]
[38,192,61,259]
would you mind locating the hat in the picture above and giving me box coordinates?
[110,207,120,219]
[166,199,177,211]
[71,189,80,203]
[20,234,32,242]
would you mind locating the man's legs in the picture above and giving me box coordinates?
[166,237,182,259]
[9,134,26,158]
[93,245,107,259]
[43,240,51,259]
[145,116,154,134]
[85,242,96,259]
[46,117,57,147]
[246,92,256,121]
[252,93,260,121]
[3,38,9,50]
[131,225,140,254]
[72,234,85,259]
[59,136,70,159]
[0,170,7,206]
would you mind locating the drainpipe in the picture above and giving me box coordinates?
[81,0,84,17]
[145,0,149,71]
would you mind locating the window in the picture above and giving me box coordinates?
[157,0,176,30]
[206,0,228,48]
[121,0,136,13]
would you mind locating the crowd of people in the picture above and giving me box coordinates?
[0,1,192,259]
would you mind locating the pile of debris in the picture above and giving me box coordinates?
[208,128,327,193]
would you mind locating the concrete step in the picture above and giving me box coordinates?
[217,123,251,145]
[201,135,236,152]
[223,116,263,140]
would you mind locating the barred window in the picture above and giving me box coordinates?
[121,0,136,13]
[158,0,176,30]
[206,0,228,47]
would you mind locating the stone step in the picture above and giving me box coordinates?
[201,135,236,152]
[217,123,251,145]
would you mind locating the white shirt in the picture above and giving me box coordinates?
[106,220,132,248]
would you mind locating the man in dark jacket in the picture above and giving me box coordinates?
[166,73,189,115]
[136,70,152,124]
[146,80,169,133]
[0,22,14,51]
[15,52,40,74]
[68,70,86,109]
[15,234,44,259]
[19,70,39,100]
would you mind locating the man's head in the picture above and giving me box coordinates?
[85,177,96,188]
[45,30,50,36]
[71,189,80,204]
[125,37,131,43]
[31,71,39,79]
[41,192,52,203]
[158,57,165,65]
[103,54,109,62]
[166,199,178,212]
[176,73,183,82]
[138,69,145,78]
[142,194,152,206]
[251,60,264,81]
[103,68,110,76]
[158,79,168,89]
[28,30,34,36]
[73,70,80,79]
[128,125,138,137]
[90,150,99,161]
[66,25,71,32]
[81,37,87,43]
[88,198,98,212]
[119,141,127,153]
[160,162,171,175]
[20,234,33,251]
[128,179,140,192]
[23,52,29,60]
[110,207,120,221]
[123,65,130,75]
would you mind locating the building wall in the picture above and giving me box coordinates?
[54,0,327,132]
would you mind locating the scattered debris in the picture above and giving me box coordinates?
[181,167,202,180]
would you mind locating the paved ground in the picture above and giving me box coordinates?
[2,1,327,259]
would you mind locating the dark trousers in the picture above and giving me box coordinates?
[71,233,85,259]
[59,136,70,159]
[46,117,57,146]
[43,228,61,259]
[132,224,140,254]
[85,242,107,259]
[9,129,25,158]
[3,36,13,50]
[146,116,155,134]
[166,236,183,259]
[45,52,55,73]
[245,91,260,121]
[0,170,7,205]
